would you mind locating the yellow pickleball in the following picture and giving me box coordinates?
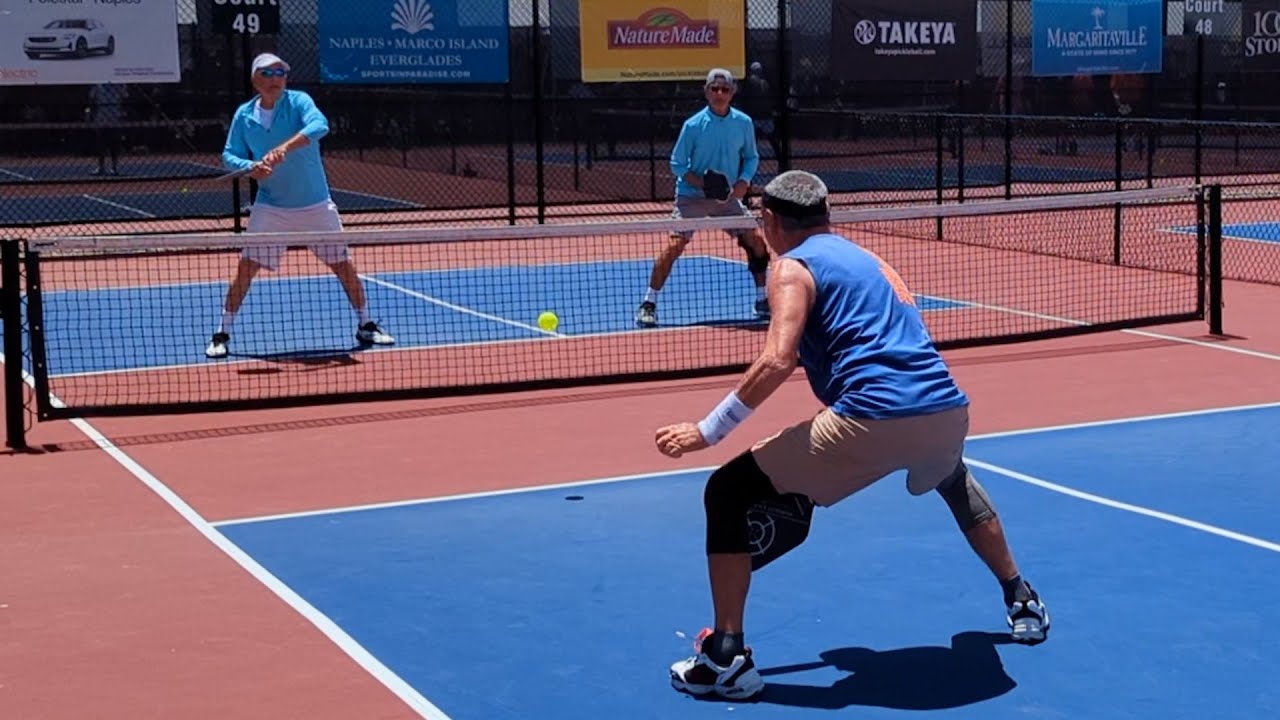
[537,311,560,332]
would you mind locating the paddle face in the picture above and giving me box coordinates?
[702,170,731,201]
[747,492,815,571]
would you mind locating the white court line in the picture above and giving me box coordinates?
[360,274,561,337]
[707,254,1280,362]
[0,166,34,181]
[336,188,421,208]
[0,358,453,720]
[1158,225,1280,249]
[80,194,156,218]
[212,399,1280,528]
[963,457,1280,554]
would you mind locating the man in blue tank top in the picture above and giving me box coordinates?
[656,171,1050,701]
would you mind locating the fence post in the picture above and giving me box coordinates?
[1194,32,1205,184]
[532,0,546,224]
[1003,0,1013,200]
[505,84,517,225]
[935,114,944,241]
[1113,121,1123,264]
[2,239,26,450]
[1207,184,1223,335]
[776,0,792,172]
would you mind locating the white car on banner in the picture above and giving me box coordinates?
[23,18,115,60]
[0,0,178,85]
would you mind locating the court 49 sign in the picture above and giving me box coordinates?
[1244,0,1280,70]
[211,0,281,36]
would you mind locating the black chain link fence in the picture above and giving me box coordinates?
[0,0,1276,286]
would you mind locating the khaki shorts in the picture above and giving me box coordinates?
[671,195,751,241]
[752,405,969,507]
[242,200,350,271]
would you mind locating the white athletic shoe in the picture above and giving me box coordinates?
[356,321,395,345]
[1007,584,1050,644]
[670,628,765,700]
[205,332,230,359]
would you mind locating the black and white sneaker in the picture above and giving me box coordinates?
[205,332,230,359]
[635,301,657,327]
[356,321,395,346]
[669,628,765,700]
[1007,583,1050,644]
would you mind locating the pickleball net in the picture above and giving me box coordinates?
[3,184,1219,425]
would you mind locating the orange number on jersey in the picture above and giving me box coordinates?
[870,252,916,306]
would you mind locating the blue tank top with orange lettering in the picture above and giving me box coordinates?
[781,233,969,419]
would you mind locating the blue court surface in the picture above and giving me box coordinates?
[25,256,966,376]
[0,187,419,225]
[1172,220,1280,244]
[0,159,220,182]
[213,402,1280,720]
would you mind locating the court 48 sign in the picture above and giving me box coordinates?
[211,0,281,36]
[1244,0,1280,69]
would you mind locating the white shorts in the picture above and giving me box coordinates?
[242,200,350,271]
[671,195,751,241]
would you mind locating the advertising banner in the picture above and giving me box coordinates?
[578,0,746,82]
[1031,0,1164,76]
[830,0,978,82]
[1243,0,1280,70]
[318,0,509,84]
[0,0,181,86]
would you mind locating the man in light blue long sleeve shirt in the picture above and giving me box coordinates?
[635,68,771,328]
[205,53,393,359]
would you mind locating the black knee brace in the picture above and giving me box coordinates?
[738,234,770,274]
[705,451,779,555]
[936,461,997,533]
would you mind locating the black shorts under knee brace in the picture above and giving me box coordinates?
[705,451,779,555]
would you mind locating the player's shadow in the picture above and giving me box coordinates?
[754,631,1017,710]
[232,347,364,373]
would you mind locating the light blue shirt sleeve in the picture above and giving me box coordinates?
[669,119,697,182]
[221,107,255,171]
[292,91,330,142]
[737,118,759,184]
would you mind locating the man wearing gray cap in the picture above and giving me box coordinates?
[205,52,394,359]
[635,68,770,328]
[657,170,1049,700]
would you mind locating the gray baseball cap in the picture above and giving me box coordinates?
[705,68,736,88]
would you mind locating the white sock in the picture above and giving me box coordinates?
[218,311,235,333]
[356,306,371,325]
[643,288,660,304]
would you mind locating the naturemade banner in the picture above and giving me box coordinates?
[1031,0,1164,76]
[318,0,509,84]
[578,0,746,82]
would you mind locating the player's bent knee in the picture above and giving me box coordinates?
[936,462,997,532]
[705,451,777,555]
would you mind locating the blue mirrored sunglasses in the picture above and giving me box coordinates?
[258,68,289,78]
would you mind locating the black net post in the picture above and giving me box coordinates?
[2,239,26,450]
[1207,184,1224,336]
[20,250,51,422]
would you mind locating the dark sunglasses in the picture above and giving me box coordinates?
[258,68,289,78]
[707,85,733,94]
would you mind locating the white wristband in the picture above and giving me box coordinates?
[697,392,753,446]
